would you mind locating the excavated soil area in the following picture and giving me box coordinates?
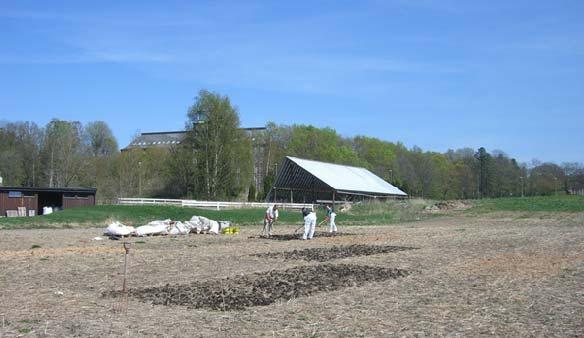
[253,244,417,261]
[2,216,584,337]
[251,231,356,241]
[109,264,408,311]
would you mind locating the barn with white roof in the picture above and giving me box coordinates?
[267,156,407,204]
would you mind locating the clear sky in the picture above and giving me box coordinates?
[1,0,583,163]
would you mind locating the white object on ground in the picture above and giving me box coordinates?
[92,237,104,241]
[135,219,171,236]
[105,221,136,237]
[43,207,53,215]
[209,220,220,234]
[168,221,189,235]
[218,221,231,230]
[187,216,222,234]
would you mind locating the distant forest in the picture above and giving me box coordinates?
[1,91,583,202]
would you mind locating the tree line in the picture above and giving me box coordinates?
[1,90,583,201]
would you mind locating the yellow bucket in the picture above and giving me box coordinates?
[221,227,240,235]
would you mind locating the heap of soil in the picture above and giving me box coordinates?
[108,264,408,311]
[250,232,356,241]
[252,244,417,262]
[425,200,471,212]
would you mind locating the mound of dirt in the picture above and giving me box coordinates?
[252,244,417,262]
[108,264,408,311]
[249,232,356,241]
[425,200,471,212]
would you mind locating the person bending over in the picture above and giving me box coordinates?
[262,204,278,237]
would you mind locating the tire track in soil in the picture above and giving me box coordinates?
[106,264,409,311]
[252,244,418,262]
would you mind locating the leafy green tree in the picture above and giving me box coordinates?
[248,183,256,201]
[353,136,397,180]
[84,121,118,156]
[0,122,44,187]
[563,162,584,194]
[42,119,85,187]
[474,147,491,198]
[183,89,252,199]
[529,162,565,196]
[285,125,361,165]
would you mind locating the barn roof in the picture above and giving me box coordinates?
[273,156,407,197]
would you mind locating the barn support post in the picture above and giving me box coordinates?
[332,191,336,208]
[312,178,316,204]
[273,188,277,203]
[290,189,293,203]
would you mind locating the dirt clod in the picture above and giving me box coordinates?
[253,244,417,262]
[108,264,408,311]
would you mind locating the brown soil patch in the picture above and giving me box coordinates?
[108,264,408,311]
[0,246,122,258]
[461,252,582,277]
[249,232,356,241]
[252,244,417,262]
[1,216,583,337]
[317,234,400,244]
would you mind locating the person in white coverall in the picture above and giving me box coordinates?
[329,209,337,233]
[302,207,317,240]
[263,204,278,237]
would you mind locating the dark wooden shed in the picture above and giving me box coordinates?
[0,187,96,216]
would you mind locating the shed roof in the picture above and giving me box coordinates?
[275,156,407,196]
[0,186,97,194]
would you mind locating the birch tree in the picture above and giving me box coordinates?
[184,90,252,199]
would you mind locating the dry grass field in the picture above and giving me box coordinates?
[1,212,583,337]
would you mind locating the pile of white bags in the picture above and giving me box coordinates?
[168,221,190,235]
[184,216,215,234]
[105,221,136,237]
[184,216,231,234]
[135,220,171,236]
[105,216,231,239]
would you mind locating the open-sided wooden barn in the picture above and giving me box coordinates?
[0,187,96,216]
[267,156,407,204]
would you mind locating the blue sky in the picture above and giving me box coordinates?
[1,0,583,163]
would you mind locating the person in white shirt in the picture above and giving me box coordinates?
[302,207,317,240]
[262,204,279,237]
[329,209,337,233]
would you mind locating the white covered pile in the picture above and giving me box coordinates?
[104,216,232,238]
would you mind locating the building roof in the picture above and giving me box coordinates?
[124,131,186,150]
[274,156,407,196]
[0,186,97,194]
[123,127,267,150]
